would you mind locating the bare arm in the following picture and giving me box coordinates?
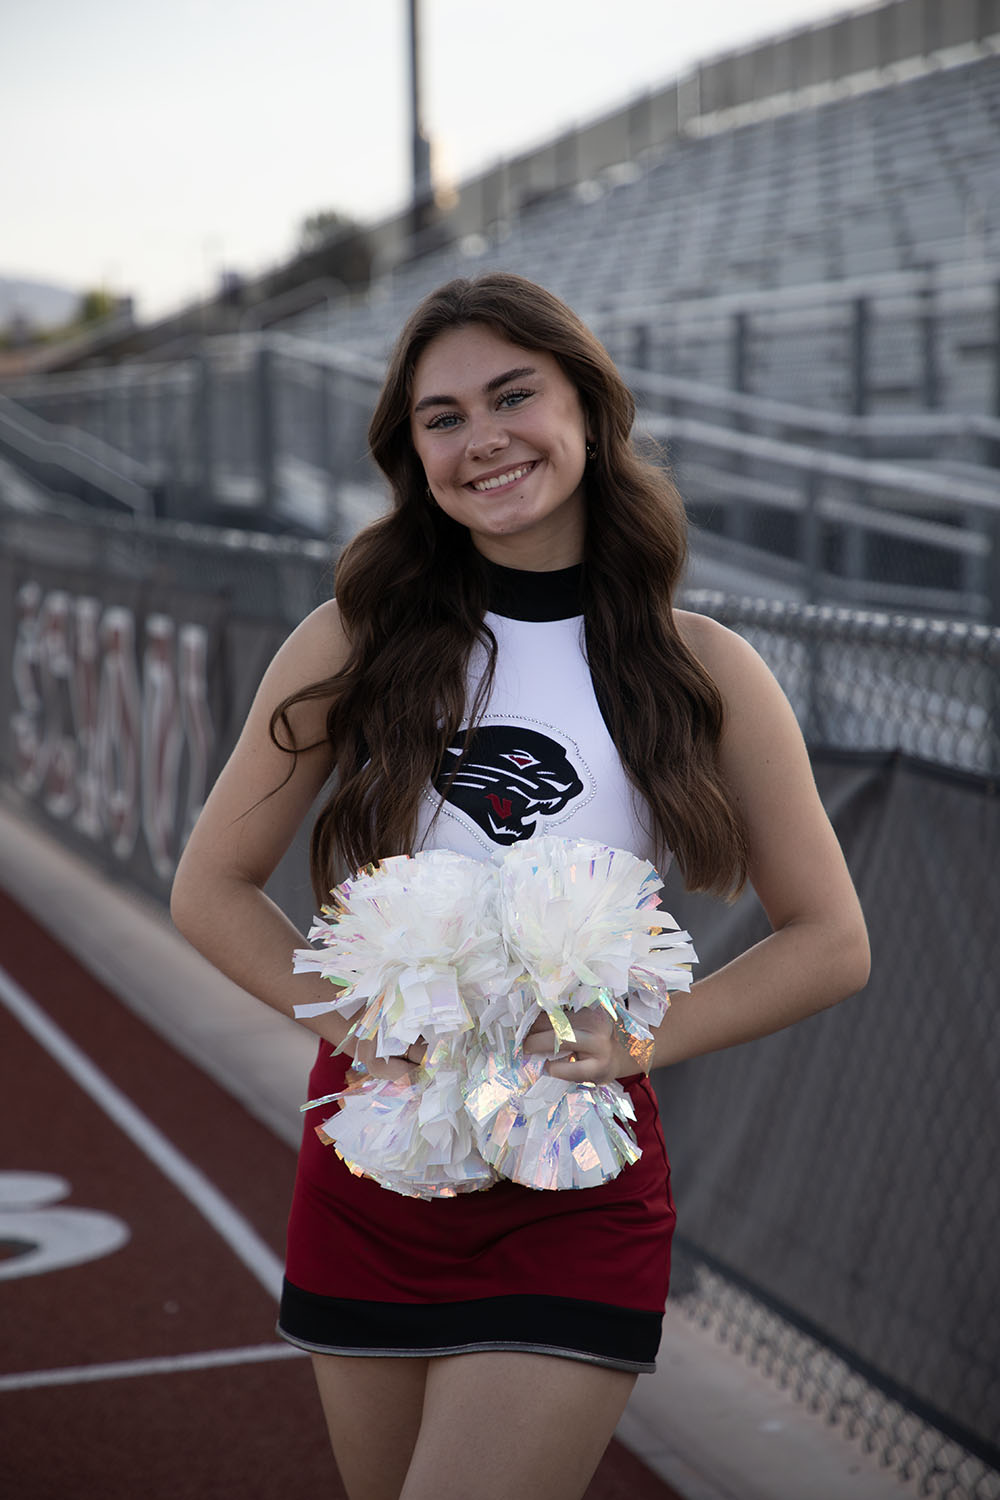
[648,611,869,1066]
[170,599,411,1078]
[526,612,870,1079]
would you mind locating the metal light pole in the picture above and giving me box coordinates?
[407,0,434,242]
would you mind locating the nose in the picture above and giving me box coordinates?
[465,414,508,459]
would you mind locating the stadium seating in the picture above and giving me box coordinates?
[2,50,997,618]
[284,55,999,421]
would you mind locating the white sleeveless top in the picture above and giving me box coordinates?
[413,564,657,866]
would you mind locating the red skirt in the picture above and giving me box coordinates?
[278,1042,676,1372]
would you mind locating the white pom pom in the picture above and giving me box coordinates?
[628,916,698,1032]
[312,1036,497,1199]
[497,835,695,1044]
[463,1044,642,1191]
[293,836,699,1197]
[293,849,513,1059]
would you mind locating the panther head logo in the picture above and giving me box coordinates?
[435,725,586,845]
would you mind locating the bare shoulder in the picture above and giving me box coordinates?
[172,599,350,893]
[672,606,804,773]
[241,598,352,764]
[673,607,737,660]
[673,613,865,950]
[266,598,350,693]
[673,608,776,698]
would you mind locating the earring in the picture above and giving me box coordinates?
[585,441,598,460]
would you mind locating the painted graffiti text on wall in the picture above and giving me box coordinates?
[10,582,215,881]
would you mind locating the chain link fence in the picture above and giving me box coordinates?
[663,594,1000,1500]
[679,591,1000,774]
[672,1260,1000,1500]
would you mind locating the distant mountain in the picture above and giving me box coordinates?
[0,275,79,329]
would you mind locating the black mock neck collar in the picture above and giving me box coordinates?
[480,555,584,622]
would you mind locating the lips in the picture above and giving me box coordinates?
[467,460,538,493]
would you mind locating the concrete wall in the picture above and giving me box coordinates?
[696,0,1000,108]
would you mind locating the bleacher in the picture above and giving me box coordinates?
[252,46,1000,621]
[1,9,999,622]
[285,54,999,416]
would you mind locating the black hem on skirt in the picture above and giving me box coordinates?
[277,1279,660,1374]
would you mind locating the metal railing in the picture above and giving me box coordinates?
[3,323,999,620]
[645,412,1000,620]
[620,363,1000,467]
[0,394,155,517]
[600,263,1000,421]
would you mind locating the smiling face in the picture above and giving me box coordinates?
[409,323,591,568]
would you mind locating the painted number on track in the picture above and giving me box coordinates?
[0,1172,130,1280]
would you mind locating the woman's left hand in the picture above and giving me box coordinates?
[520,1007,640,1083]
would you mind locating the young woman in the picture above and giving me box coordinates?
[171,272,869,1500]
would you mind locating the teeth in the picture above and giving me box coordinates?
[472,464,533,492]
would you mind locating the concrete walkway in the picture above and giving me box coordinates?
[0,794,917,1500]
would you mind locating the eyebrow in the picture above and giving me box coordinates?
[412,365,537,414]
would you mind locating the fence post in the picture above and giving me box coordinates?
[992,280,1000,463]
[256,344,277,519]
[802,609,821,746]
[315,364,332,476]
[919,278,940,410]
[801,468,821,605]
[841,508,868,593]
[140,376,155,468]
[195,354,214,511]
[851,297,869,416]
[731,311,750,393]
[119,375,133,458]
[632,323,651,370]
[318,365,339,535]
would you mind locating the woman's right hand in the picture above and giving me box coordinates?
[348,1036,427,1081]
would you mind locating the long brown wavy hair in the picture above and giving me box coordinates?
[272,272,747,899]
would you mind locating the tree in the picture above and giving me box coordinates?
[76,288,117,325]
[298,209,355,253]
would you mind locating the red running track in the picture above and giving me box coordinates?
[0,887,685,1500]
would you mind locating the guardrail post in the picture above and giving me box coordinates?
[841,508,868,592]
[992,279,1000,464]
[851,297,869,416]
[801,469,821,604]
[256,344,277,519]
[632,323,650,370]
[115,376,131,457]
[140,378,153,467]
[802,611,821,746]
[731,311,750,393]
[920,279,940,410]
[318,365,339,535]
[195,354,214,511]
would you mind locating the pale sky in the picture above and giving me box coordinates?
[2,0,865,319]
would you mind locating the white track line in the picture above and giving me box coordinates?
[0,963,286,1301]
[0,1342,306,1393]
